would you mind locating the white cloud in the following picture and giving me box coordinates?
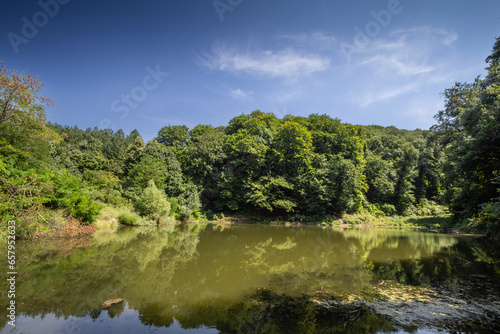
[346,26,459,108]
[278,31,337,50]
[230,88,252,100]
[351,27,458,77]
[197,43,330,80]
[359,53,437,76]
[391,26,458,46]
[354,83,421,108]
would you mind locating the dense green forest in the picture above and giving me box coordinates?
[1,37,499,238]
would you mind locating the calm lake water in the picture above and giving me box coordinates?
[1,224,499,333]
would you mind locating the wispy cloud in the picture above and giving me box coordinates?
[353,83,421,108]
[391,26,458,46]
[358,52,437,76]
[278,31,337,50]
[348,27,459,107]
[197,43,330,80]
[230,88,252,100]
[351,27,458,77]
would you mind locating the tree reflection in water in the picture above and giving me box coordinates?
[1,224,499,333]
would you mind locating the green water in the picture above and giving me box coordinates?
[1,224,499,333]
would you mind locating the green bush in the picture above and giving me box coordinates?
[68,194,102,224]
[366,203,385,217]
[176,205,191,222]
[175,184,201,221]
[412,200,449,216]
[169,197,179,214]
[343,217,363,225]
[134,180,170,223]
[380,204,397,216]
[118,212,141,226]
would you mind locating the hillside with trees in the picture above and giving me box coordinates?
[1,37,499,238]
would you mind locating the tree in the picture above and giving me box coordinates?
[297,155,366,215]
[306,114,365,165]
[0,63,103,235]
[393,144,418,214]
[124,134,145,176]
[215,111,279,211]
[176,183,201,221]
[0,61,61,159]
[245,176,296,213]
[142,141,184,196]
[432,36,500,222]
[135,180,171,224]
[431,80,481,146]
[273,121,313,177]
[156,125,189,150]
[128,155,169,191]
[365,154,395,204]
[184,125,227,205]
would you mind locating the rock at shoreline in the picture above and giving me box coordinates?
[102,298,124,308]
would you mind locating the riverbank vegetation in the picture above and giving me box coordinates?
[1,37,499,239]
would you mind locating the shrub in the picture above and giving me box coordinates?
[68,194,102,224]
[169,197,179,214]
[176,205,191,222]
[175,183,201,221]
[367,203,385,217]
[380,203,397,216]
[118,212,140,226]
[343,217,363,225]
[134,180,170,223]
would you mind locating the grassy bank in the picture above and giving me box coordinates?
[2,204,479,244]
[218,211,482,234]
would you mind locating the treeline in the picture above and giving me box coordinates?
[1,37,499,237]
[47,113,446,220]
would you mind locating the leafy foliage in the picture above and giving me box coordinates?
[67,194,102,224]
[0,62,101,236]
[118,211,141,226]
[134,180,171,224]
[432,37,500,234]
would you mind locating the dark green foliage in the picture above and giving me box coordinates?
[431,36,500,234]
[245,176,296,213]
[365,154,394,204]
[273,120,313,177]
[155,125,189,151]
[297,155,366,215]
[361,125,446,215]
[141,141,184,196]
[5,100,450,232]
[183,125,227,205]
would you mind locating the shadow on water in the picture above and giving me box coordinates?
[1,224,499,333]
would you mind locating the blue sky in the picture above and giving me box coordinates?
[1,0,499,141]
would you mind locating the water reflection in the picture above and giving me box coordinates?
[1,224,499,333]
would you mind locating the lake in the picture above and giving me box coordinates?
[1,224,499,333]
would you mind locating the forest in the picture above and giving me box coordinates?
[1,37,499,239]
